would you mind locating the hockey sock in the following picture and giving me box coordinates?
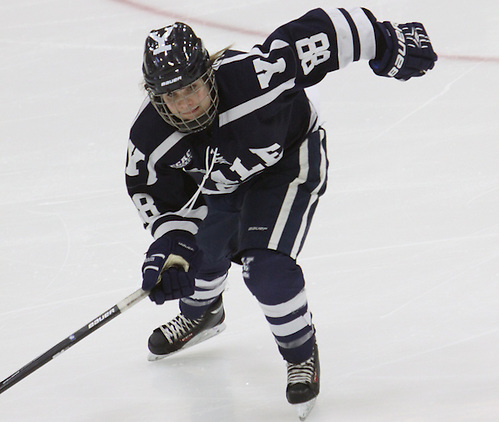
[180,270,228,319]
[241,249,315,363]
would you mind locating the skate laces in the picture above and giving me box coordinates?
[159,314,201,344]
[287,355,316,385]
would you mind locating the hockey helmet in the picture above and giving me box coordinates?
[143,23,218,133]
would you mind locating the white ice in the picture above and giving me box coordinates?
[1,0,498,421]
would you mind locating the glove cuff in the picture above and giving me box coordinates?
[368,21,398,76]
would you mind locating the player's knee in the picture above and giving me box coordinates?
[241,249,305,305]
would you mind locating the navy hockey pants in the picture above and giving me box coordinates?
[180,127,327,363]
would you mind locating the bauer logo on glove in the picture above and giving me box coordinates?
[369,21,438,81]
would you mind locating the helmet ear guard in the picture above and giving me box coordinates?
[142,22,219,132]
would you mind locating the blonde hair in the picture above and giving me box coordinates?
[210,46,231,64]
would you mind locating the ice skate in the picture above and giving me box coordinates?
[286,342,320,421]
[147,296,226,361]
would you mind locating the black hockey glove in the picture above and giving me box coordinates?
[369,21,437,81]
[142,232,202,305]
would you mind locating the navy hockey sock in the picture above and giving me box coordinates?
[241,249,315,363]
[180,269,228,319]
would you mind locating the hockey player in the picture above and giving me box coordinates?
[126,7,437,419]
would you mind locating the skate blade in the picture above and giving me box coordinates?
[147,323,226,362]
[294,397,317,421]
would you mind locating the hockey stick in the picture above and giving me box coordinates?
[0,287,149,395]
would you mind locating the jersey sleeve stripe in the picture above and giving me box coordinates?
[325,7,377,68]
[339,8,361,62]
[152,219,203,239]
[348,7,376,60]
[150,206,208,238]
[326,8,354,68]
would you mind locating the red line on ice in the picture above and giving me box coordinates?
[111,0,499,64]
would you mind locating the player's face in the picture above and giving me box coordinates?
[162,78,212,121]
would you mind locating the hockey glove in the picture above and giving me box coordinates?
[369,21,437,81]
[142,232,203,304]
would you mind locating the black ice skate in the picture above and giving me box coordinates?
[286,342,320,421]
[147,296,226,361]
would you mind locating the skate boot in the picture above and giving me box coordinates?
[286,342,320,421]
[147,296,226,361]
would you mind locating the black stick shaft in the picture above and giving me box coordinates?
[0,288,148,394]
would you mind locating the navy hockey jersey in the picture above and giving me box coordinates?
[126,7,378,240]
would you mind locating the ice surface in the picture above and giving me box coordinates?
[1,0,498,421]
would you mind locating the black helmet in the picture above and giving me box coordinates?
[143,22,210,94]
[142,23,218,132]
[142,22,219,132]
